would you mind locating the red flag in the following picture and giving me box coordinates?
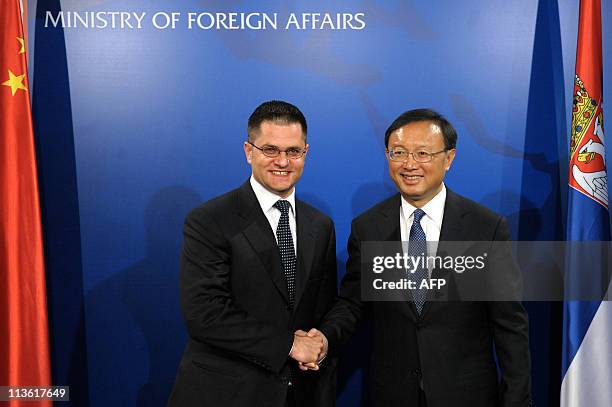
[0,0,52,403]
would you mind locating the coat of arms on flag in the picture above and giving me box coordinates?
[569,75,607,208]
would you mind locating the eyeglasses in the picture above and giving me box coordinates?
[387,148,449,163]
[247,141,306,159]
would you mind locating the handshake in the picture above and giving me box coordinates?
[289,328,328,371]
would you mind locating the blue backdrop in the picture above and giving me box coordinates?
[28,0,612,405]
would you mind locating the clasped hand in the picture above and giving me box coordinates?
[289,328,328,371]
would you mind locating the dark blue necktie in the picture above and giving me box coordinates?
[409,209,428,314]
[274,200,296,308]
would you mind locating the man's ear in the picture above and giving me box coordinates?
[445,149,456,171]
[244,141,253,164]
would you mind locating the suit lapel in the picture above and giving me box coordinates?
[237,182,290,305]
[376,196,402,242]
[294,201,316,309]
[420,189,466,319]
[437,189,465,243]
[377,195,420,322]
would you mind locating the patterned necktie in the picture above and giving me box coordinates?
[409,208,428,314]
[274,200,296,308]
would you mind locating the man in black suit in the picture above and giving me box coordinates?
[168,101,337,407]
[305,109,531,406]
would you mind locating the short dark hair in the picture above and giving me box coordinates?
[384,108,457,150]
[247,100,307,141]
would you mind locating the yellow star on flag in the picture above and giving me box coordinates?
[2,70,28,96]
[17,37,26,54]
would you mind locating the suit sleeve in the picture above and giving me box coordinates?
[179,207,294,374]
[319,220,364,355]
[314,221,339,326]
[310,220,339,371]
[487,217,532,407]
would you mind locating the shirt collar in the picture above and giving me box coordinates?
[400,183,446,229]
[250,175,296,214]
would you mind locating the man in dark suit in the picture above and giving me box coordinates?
[168,101,337,407]
[305,109,531,406]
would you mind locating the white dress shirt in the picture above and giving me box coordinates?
[400,184,447,276]
[250,175,297,254]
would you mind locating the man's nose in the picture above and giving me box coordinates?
[402,154,419,169]
[274,152,290,167]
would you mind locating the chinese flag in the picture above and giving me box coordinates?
[0,0,52,402]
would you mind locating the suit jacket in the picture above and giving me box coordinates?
[319,189,531,407]
[168,181,338,407]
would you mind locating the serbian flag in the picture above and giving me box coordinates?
[561,0,612,406]
[0,0,53,401]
